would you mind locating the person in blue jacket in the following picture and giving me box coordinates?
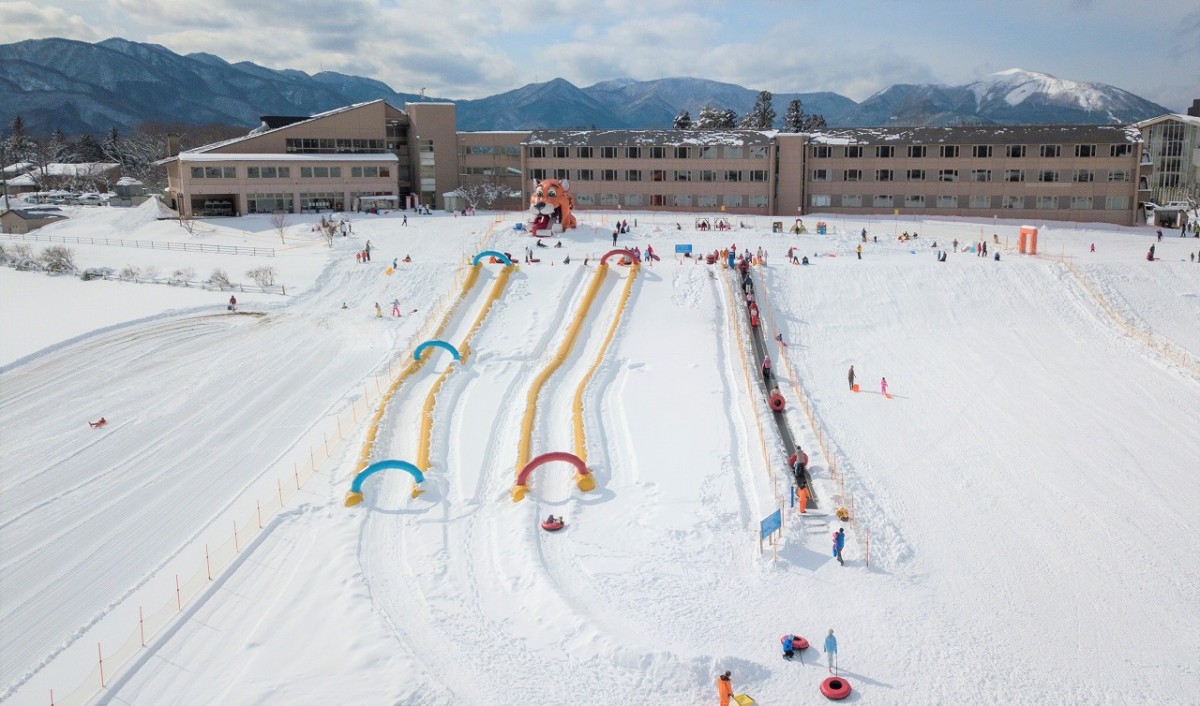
[824,629,838,672]
[833,527,845,566]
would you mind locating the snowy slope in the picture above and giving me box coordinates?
[1,209,1199,705]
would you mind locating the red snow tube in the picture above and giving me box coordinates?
[541,519,565,531]
[769,392,785,411]
[780,635,809,650]
[820,677,852,700]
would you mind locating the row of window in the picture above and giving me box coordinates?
[809,194,1130,210]
[463,145,522,156]
[528,145,770,160]
[572,193,770,208]
[812,168,1131,183]
[245,192,355,213]
[811,144,1133,159]
[284,138,391,153]
[528,168,770,183]
[188,166,392,179]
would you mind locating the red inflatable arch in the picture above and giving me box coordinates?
[600,249,638,266]
[512,451,595,501]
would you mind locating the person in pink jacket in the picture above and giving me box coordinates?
[880,377,888,396]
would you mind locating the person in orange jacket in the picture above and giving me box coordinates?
[717,670,734,706]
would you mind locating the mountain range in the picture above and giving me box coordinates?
[0,37,1173,137]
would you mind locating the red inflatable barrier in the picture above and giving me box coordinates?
[780,634,809,650]
[769,393,785,411]
[820,677,852,700]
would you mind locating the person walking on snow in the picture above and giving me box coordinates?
[824,629,839,672]
[391,299,401,317]
[374,302,382,318]
[717,671,734,706]
[848,365,855,391]
[880,376,889,397]
[856,243,862,260]
[228,294,237,312]
[833,527,846,565]
[402,214,407,226]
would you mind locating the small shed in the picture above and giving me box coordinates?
[1,208,67,234]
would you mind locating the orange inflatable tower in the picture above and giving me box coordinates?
[1019,226,1038,255]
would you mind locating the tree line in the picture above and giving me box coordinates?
[2,116,246,193]
[672,91,827,131]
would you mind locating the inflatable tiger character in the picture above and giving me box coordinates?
[528,178,577,235]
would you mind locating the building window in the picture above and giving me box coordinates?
[553,168,569,180]
[649,194,666,206]
[971,169,992,182]
[577,146,593,158]
[1070,196,1094,209]
[1075,144,1096,157]
[529,146,545,158]
[811,194,831,207]
[1041,145,1060,158]
[1110,144,1133,157]
[701,146,719,159]
[846,146,863,158]
[970,195,990,208]
[936,195,958,208]
[1073,169,1094,183]
[841,194,862,207]
[749,195,768,208]
[873,195,894,208]
[600,193,619,205]
[749,146,768,159]
[351,166,384,178]
[601,147,618,158]
[812,145,831,158]
[973,145,993,158]
[625,169,641,181]
[575,193,595,205]
[674,194,693,207]
[906,169,925,181]
[300,192,342,211]
[700,170,717,182]
[247,193,292,214]
[1006,145,1026,158]
[908,145,927,158]
[1002,195,1024,209]
[190,167,203,178]
[749,170,768,182]
[530,168,546,181]
[650,146,666,159]
[723,194,744,208]
[651,169,666,182]
[1036,196,1059,209]
[725,170,743,182]
[502,146,520,156]
[626,147,641,159]
[812,169,830,181]
[938,169,958,182]
[940,145,960,158]
[725,147,743,159]
[875,169,893,181]
[577,169,594,181]
[203,166,234,178]
[698,195,718,207]
[843,169,862,182]
[1106,195,1129,209]
[602,169,618,181]
[1108,170,1130,182]
[674,170,691,182]
[1038,170,1059,182]
[876,146,894,158]
[675,146,690,159]
[904,195,925,208]
[1004,169,1024,182]
[552,146,568,158]
[625,193,644,207]
[465,145,492,155]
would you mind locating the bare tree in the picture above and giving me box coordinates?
[271,210,288,243]
[449,182,510,210]
[178,212,199,235]
[246,266,276,287]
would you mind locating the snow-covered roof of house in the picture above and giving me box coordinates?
[116,176,144,186]
[3,162,119,177]
[806,124,1142,146]
[1134,113,1200,129]
[177,152,399,163]
[7,174,37,187]
[526,129,774,148]
[3,209,66,221]
[166,99,399,158]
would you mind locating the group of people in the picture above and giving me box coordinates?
[719,630,841,703]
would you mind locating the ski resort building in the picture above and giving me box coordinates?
[164,99,1149,226]
[1134,113,1200,205]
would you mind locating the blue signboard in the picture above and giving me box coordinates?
[674,243,692,254]
[760,509,782,540]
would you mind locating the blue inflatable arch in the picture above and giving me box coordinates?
[413,339,461,361]
[349,459,425,493]
[472,250,514,266]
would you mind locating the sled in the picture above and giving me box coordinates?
[734,695,756,705]
[385,267,395,275]
[851,383,860,393]
[227,305,233,311]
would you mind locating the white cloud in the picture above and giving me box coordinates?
[0,1,100,43]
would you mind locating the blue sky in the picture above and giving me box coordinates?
[3,0,1197,110]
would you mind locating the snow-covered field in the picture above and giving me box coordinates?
[2,202,1199,706]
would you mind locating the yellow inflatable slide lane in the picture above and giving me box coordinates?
[345,263,482,507]
[416,265,514,471]
[513,260,638,501]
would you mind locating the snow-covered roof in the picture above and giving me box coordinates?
[526,129,773,148]
[116,176,144,186]
[173,99,397,157]
[1134,113,1200,129]
[3,209,66,221]
[7,174,37,187]
[177,152,399,163]
[3,162,119,177]
[807,124,1141,146]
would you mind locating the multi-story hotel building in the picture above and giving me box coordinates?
[165,99,1152,226]
[1135,113,1200,205]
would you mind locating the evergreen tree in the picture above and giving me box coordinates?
[717,108,738,129]
[673,110,693,130]
[74,134,105,162]
[49,128,75,163]
[4,114,38,164]
[694,105,722,129]
[802,114,828,130]
[783,99,805,132]
[739,91,776,129]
